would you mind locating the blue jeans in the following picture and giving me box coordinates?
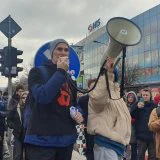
[94,144,122,160]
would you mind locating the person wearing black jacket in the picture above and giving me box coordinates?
[0,97,6,160]
[24,39,83,160]
[7,88,26,160]
[131,88,156,160]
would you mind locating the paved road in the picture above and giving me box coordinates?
[3,145,86,160]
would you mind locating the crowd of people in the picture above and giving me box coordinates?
[0,38,160,160]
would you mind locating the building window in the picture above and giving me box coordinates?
[151,49,158,67]
[144,18,150,36]
[150,33,158,49]
[150,16,157,33]
[138,54,144,68]
[144,35,151,51]
[144,51,151,67]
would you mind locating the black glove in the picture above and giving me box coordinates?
[156,106,160,117]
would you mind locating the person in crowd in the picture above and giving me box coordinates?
[1,91,11,159]
[131,88,156,160]
[136,90,142,101]
[0,94,6,160]
[148,95,160,160]
[2,92,8,107]
[125,91,138,160]
[87,57,131,160]
[153,92,160,106]
[24,39,83,160]
[77,92,84,100]
[8,85,24,110]
[0,91,2,101]
[7,91,28,160]
[78,78,96,160]
[7,85,24,147]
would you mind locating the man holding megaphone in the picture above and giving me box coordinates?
[86,16,143,160]
[87,56,131,160]
[24,39,83,160]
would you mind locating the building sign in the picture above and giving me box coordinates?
[88,18,101,33]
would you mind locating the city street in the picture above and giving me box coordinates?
[72,151,86,160]
[3,144,86,160]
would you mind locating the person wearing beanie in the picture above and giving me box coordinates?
[87,57,131,160]
[24,39,83,160]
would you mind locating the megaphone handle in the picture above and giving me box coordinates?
[120,47,126,97]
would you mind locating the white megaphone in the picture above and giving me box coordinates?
[101,17,142,65]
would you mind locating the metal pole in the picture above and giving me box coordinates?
[7,15,12,109]
[120,47,126,98]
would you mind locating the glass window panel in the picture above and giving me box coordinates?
[151,50,158,67]
[158,15,160,32]
[158,32,160,48]
[127,46,132,57]
[128,57,133,68]
[138,37,144,53]
[132,17,138,24]
[150,16,157,33]
[143,10,150,19]
[132,55,138,66]
[150,33,158,49]
[144,51,151,67]
[144,19,150,36]
[138,54,144,68]
[157,5,160,14]
[158,49,160,65]
[144,35,150,51]
[132,45,138,54]
[138,23,144,36]
[138,14,143,22]
[150,6,157,17]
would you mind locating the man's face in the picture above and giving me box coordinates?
[51,43,69,64]
[16,89,24,97]
[141,91,151,102]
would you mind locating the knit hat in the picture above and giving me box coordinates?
[49,39,69,57]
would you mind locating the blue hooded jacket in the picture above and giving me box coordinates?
[24,60,77,147]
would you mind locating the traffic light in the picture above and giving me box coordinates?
[0,49,5,75]
[9,47,23,77]
[0,46,23,77]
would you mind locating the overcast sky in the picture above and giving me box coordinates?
[0,0,159,87]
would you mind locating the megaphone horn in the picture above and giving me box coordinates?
[102,17,142,60]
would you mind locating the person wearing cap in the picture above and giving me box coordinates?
[24,39,83,160]
[87,57,131,160]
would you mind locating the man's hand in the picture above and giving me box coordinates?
[138,102,144,109]
[72,112,83,124]
[57,56,69,71]
[104,57,115,70]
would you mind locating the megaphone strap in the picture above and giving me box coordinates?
[104,69,122,100]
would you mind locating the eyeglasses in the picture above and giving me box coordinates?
[56,47,69,52]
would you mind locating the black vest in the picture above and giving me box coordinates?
[26,64,77,136]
